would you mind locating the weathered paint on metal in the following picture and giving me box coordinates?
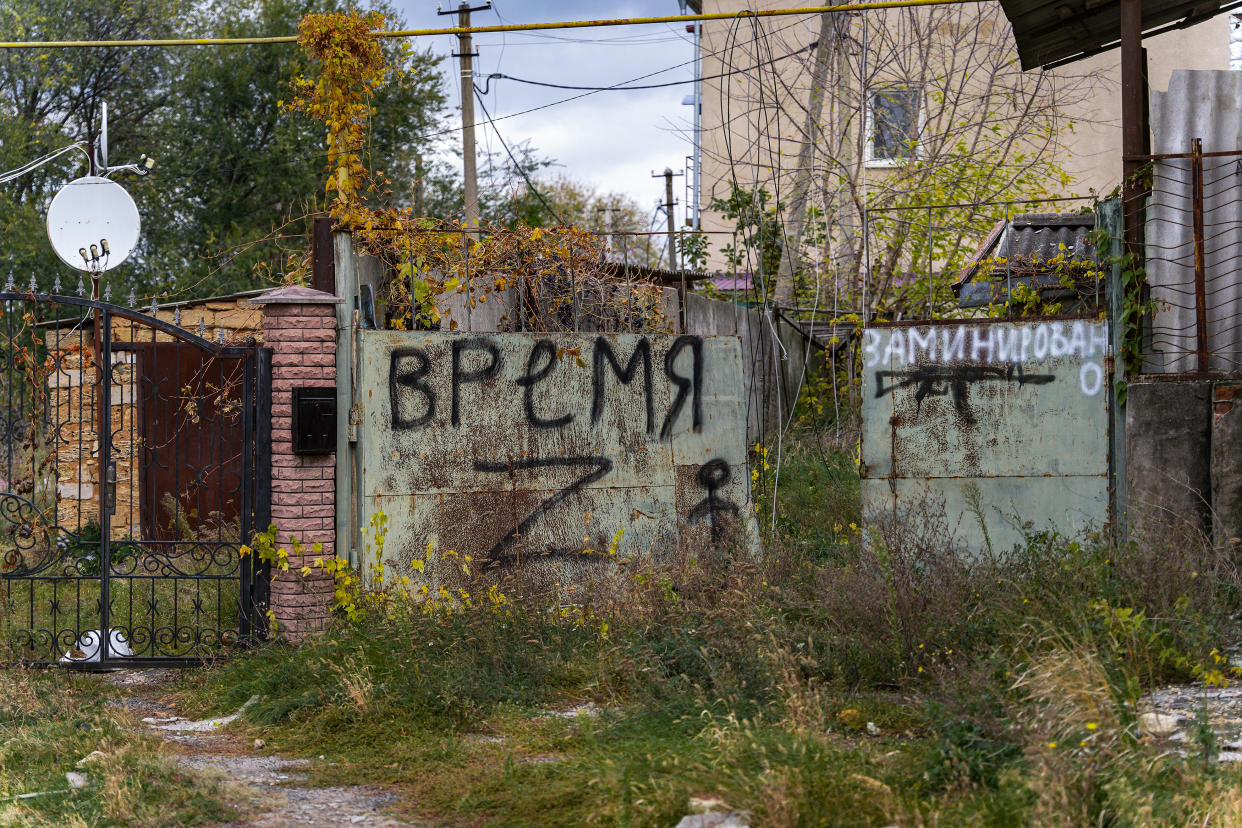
[861,317,1111,554]
[355,330,756,588]
[1147,71,1242,374]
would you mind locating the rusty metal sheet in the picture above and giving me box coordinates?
[861,318,1111,553]
[355,331,756,581]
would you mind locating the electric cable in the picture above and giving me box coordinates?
[472,87,567,225]
[0,1,989,49]
[476,39,815,94]
[149,14,813,182]
[0,143,90,185]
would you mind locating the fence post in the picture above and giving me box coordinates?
[1191,137,1209,373]
[252,285,343,641]
[1101,197,1127,540]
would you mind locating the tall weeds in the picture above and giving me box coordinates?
[179,449,1242,825]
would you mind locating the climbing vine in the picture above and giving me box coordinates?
[287,9,392,227]
[286,11,666,333]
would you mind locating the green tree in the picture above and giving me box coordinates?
[0,0,448,299]
[141,0,448,298]
[0,0,179,285]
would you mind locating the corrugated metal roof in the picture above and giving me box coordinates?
[1144,70,1242,373]
[997,0,1242,70]
[954,213,1096,308]
[997,213,1095,260]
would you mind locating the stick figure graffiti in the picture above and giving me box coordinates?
[687,459,741,543]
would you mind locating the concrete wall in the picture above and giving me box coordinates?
[353,330,756,591]
[429,283,816,445]
[1126,379,1242,547]
[684,294,818,441]
[1126,381,1211,538]
[861,318,1112,553]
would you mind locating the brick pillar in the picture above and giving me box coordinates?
[252,286,342,640]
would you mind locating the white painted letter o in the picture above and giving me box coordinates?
[1079,362,1104,396]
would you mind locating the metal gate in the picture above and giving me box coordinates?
[0,292,270,667]
[860,317,1112,556]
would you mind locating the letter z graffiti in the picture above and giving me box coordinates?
[472,456,613,568]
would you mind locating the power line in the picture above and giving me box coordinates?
[0,1,987,49]
[22,13,816,186]
[472,88,566,225]
[478,40,815,94]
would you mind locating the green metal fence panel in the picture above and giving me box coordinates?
[861,318,1111,554]
[354,330,757,591]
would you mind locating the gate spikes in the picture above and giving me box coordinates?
[53,275,61,294]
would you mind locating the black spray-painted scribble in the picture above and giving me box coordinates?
[687,458,740,542]
[660,335,703,439]
[451,337,502,427]
[378,333,751,574]
[591,337,654,434]
[389,347,435,429]
[874,364,1055,426]
[517,338,574,429]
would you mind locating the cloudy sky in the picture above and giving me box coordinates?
[390,1,697,222]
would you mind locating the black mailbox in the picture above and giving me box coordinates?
[292,387,336,454]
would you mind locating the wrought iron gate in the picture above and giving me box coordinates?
[0,292,270,667]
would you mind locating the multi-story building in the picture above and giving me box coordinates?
[685,0,1230,307]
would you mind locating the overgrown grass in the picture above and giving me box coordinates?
[176,444,1242,826]
[0,667,230,826]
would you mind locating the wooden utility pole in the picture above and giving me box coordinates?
[775,12,835,307]
[440,2,490,231]
[654,167,682,271]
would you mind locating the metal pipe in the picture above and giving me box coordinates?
[333,230,357,567]
[1120,0,1146,259]
[0,0,987,49]
[1191,137,1209,372]
[927,206,933,319]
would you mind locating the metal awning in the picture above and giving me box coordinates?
[998,0,1242,69]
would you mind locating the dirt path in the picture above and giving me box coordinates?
[104,669,417,827]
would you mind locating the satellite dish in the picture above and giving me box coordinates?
[46,176,140,273]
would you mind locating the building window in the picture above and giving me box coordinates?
[867,87,921,165]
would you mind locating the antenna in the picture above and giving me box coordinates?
[97,102,108,171]
[45,176,140,273]
[96,100,156,178]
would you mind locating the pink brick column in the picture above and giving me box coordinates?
[252,286,342,640]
